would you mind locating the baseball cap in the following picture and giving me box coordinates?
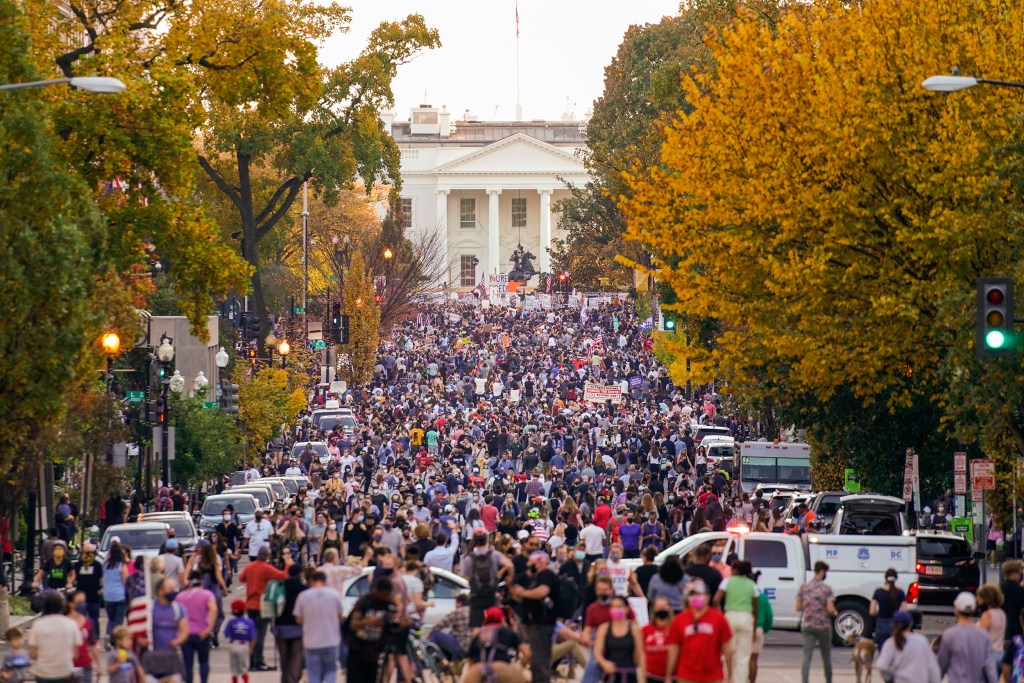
[444,504,455,513]
[165,538,178,550]
[231,599,246,614]
[953,591,977,614]
[483,606,505,625]
[893,610,913,627]
[517,529,530,540]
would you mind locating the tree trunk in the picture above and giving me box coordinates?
[237,151,271,357]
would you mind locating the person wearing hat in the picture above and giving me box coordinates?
[665,578,733,683]
[464,606,531,683]
[936,591,996,683]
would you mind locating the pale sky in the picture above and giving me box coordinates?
[320,0,682,122]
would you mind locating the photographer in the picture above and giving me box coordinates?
[510,551,559,683]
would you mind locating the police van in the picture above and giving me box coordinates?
[627,528,918,645]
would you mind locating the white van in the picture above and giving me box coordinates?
[626,528,918,644]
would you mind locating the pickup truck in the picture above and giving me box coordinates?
[626,529,918,644]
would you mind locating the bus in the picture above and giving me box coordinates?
[736,441,812,493]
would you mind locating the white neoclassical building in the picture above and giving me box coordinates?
[384,105,589,289]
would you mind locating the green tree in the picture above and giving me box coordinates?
[171,396,243,486]
[195,8,439,354]
[342,251,380,387]
[236,366,305,461]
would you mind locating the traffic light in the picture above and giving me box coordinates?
[142,400,159,425]
[221,383,240,415]
[331,303,341,327]
[977,277,1014,356]
[664,318,676,332]
[248,347,257,366]
[155,396,166,424]
[375,294,382,304]
[340,314,350,344]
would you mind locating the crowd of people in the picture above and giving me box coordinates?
[6,296,1024,683]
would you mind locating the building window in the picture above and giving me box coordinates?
[460,255,478,287]
[460,198,476,229]
[512,197,527,228]
[400,198,412,230]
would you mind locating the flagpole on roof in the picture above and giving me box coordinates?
[515,0,522,121]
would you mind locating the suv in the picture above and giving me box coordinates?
[290,441,330,465]
[807,491,847,531]
[99,522,168,563]
[912,531,980,607]
[199,493,258,533]
[830,494,907,536]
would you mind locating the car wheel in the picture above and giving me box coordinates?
[832,599,869,646]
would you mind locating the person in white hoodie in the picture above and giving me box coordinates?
[876,610,941,683]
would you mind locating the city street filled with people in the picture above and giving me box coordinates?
[2,296,1018,683]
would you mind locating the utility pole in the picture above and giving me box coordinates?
[302,180,309,335]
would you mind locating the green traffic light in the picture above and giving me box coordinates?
[665,320,676,330]
[986,329,1007,349]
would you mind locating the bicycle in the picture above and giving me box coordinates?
[373,626,458,683]
[1,549,24,595]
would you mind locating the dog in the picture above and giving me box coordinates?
[846,635,877,683]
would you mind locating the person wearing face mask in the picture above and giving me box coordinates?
[583,575,632,681]
[665,579,733,683]
[643,596,674,683]
[68,590,101,683]
[559,542,593,591]
[243,511,273,561]
[510,552,560,683]
[796,561,837,683]
[594,595,646,683]
[319,517,342,564]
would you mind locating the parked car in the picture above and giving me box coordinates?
[99,522,169,563]
[254,478,292,504]
[807,491,847,531]
[341,566,468,630]
[226,485,273,512]
[136,511,198,553]
[910,531,980,607]
[198,493,259,534]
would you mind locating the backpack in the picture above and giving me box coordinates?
[469,551,498,595]
[554,575,580,620]
[260,580,285,619]
[757,590,773,633]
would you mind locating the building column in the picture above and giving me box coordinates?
[487,189,502,276]
[538,189,553,274]
[435,189,450,286]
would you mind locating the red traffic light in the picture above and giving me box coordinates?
[987,288,1005,305]
[558,273,568,282]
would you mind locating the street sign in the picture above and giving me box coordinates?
[125,390,145,403]
[293,307,305,314]
[954,451,968,494]
[902,448,915,502]
[843,469,861,493]
[203,401,217,409]
[971,459,996,491]
[310,340,326,350]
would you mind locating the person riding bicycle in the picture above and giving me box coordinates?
[429,592,472,663]
[462,606,531,683]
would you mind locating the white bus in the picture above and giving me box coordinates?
[736,441,812,493]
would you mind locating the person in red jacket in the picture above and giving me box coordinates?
[593,497,612,530]
[238,546,288,671]
[665,579,733,683]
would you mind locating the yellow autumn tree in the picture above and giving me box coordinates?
[342,251,380,387]
[623,0,1024,507]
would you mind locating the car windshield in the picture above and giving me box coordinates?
[319,416,357,431]
[837,512,901,535]
[919,537,971,558]
[279,479,298,494]
[204,497,255,515]
[154,519,194,540]
[229,471,247,485]
[101,527,166,551]
[816,496,843,516]
[291,443,328,458]
[778,463,810,483]
[233,489,270,506]
[741,456,777,482]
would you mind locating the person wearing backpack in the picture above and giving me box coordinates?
[238,546,288,671]
[458,529,514,627]
[510,552,560,683]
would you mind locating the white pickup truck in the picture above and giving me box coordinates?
[627,529,918,644]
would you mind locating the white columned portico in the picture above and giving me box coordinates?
[435,189,450,285]
[486,189,502,276]
[538,189,553,274]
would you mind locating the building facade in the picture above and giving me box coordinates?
[385,105,589,288]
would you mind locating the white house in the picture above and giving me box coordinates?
[385,104,589,289]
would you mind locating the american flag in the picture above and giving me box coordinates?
[546,275,552,293]
[592,333,605,354]
[479,273,489,299]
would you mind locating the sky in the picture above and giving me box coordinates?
[320,0,682,122]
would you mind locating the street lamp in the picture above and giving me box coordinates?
[383,247,394,260]
[192,371,209,396]
[277,340,291,367]
[169,370,185,394]
[215,346,229,407]
[155,335,174,486]
[922,73,1024,92]
[0,76,127,93]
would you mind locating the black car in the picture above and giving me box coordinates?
[913,532,980,607]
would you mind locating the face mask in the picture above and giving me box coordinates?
[575,550,586,561]
[609,552,622,562]
[689,595,707,610]
[165,591,179,602]
[654,609,671,620]
[223,514,232,522]
[75,603,89,616]
[598,594,612,604]
[378,568,394,576]
[609,607,627,620]
[328,524,336,530]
